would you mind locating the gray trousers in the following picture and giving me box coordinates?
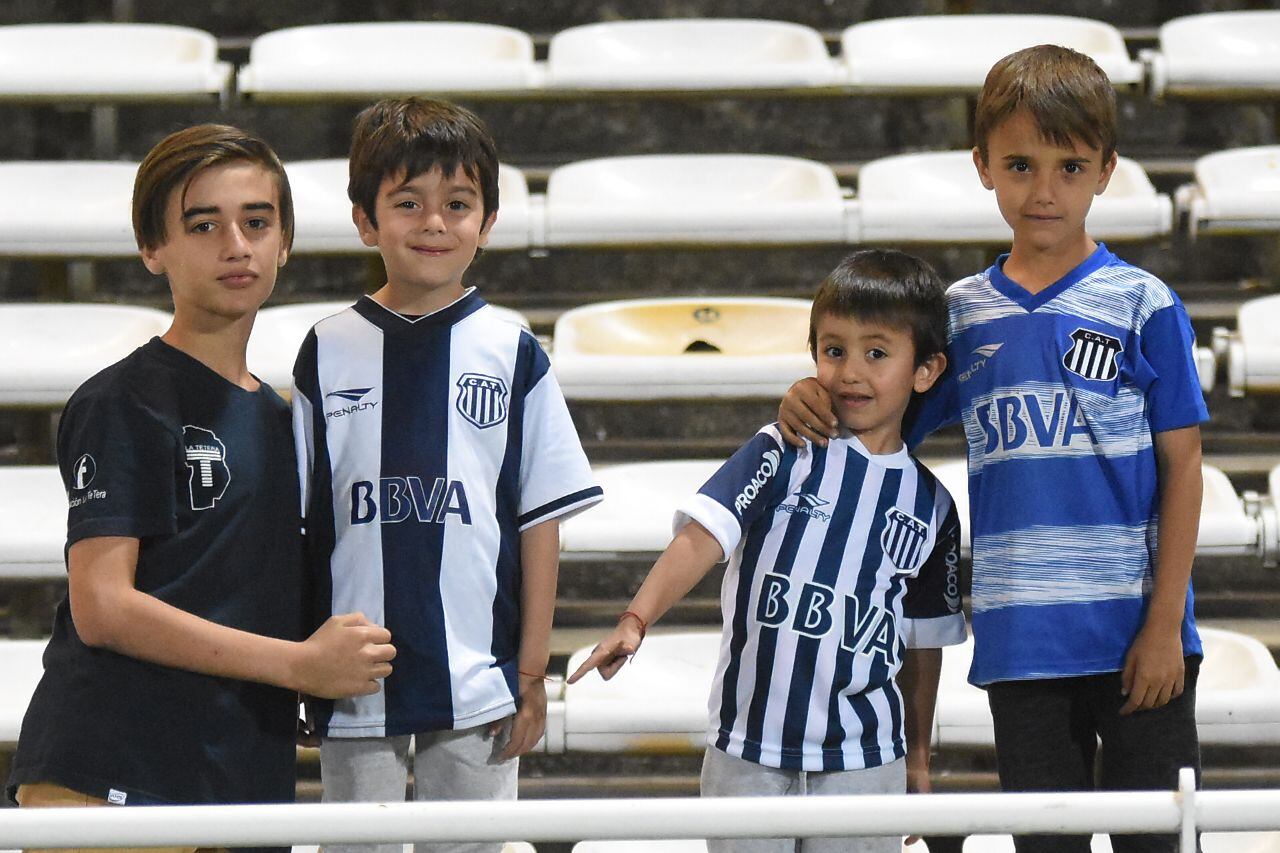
[320,724,517,853]
[700,746,907,853]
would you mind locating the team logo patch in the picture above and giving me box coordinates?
[456,373,509,429]
[71,454,97,490]
[1063,328,1123,381]
[182,425,230,511]
[881,507,928,573]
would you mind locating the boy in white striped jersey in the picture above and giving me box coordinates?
[571,250,967,853]
[781,47,1207,853]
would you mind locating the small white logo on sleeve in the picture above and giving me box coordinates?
[72,454,97,490]
[107,788,127,805]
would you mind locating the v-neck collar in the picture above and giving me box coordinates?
[352,287,484,334]
[989,243,1113,312]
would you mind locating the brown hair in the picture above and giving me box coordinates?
[347,97,499,229]
[132,124,293,252]
[809,249,947,368]
[974,45,1117,165]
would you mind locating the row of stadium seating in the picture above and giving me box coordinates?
[0,13,1277,102]
[1,146,1276,258]
[22,290,1280,410]
[2,455,1276,580]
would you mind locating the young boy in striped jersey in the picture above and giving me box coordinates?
[571,249,967,853]
[292,98,602,853]
[780,47,1207,853]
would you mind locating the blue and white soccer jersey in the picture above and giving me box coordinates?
[910,244,1209,686]
[677,425,966,772]
[293,289,602,737]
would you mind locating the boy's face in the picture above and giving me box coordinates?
[813,313,944,455]
[141,161,288,324]
[354,165,495,304]
[973,109,1117,256]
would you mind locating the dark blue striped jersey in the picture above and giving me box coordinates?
[292,290,602,737]
[677,424,966,772]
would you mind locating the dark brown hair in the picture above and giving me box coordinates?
[974,44,1117,165]
[347,97,499,229]
[132,124,293,252]
[809,249,947,367]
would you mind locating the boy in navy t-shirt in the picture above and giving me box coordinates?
[8,125,395,825]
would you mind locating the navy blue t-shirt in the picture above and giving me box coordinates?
[8,338,304,810]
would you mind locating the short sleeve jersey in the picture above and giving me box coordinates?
[7,338,303,808]
[676,424,966,772]
[909,245,1208,686]
[293,290,602,738]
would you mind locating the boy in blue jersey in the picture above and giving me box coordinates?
[7,125,396,835]
[292,97,602,853]
[571,249,967,853]
[781,46,1207,853]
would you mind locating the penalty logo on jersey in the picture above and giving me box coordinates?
[456,373,509,429]
[881,507,928,573]
[1063,328,1123,382]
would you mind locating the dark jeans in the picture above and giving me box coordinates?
[986,656,1202,853]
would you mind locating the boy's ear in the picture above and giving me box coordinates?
[913,352,947,394]
[277,244,290,268]
[140,244,165,276]
[972,148,995,191]
[477,210,497,248]
[352,203,379,248]
[1095,150,1119,196]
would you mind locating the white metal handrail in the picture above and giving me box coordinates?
[1,770,1273,850]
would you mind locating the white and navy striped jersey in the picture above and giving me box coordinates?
[293,289,602,737]
[677,425,966,772]
[909,245,1208,686]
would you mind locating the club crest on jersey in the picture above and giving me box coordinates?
[182,426,230,511]
[456,373,508,429]
[881,507,928,573]
[1063,328,1122,382]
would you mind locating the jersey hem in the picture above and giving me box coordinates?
[711,733,906,772]
[324,698,517,738]
[518,486,604,530]
[66,515,176,547]
[903,613,967,649]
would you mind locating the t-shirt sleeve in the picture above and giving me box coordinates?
[57,383,178,547]
[674,426,788,563]
[517,335,602,530]
[1140,302,1210,433]
[901,499,966,649]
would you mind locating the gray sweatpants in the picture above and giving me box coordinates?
[700,746,907,853]
[321,724,517,853]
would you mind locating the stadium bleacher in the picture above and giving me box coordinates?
[1,4,1279,848]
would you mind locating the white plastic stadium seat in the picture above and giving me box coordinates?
[936,627,1280,750]
[0,303,171,405]
[286,159,532,253]
[294,844,535,853]
[1176,147,1280,238]
[0,162,139,257]
[551,297,814,400]
[546,19,842,91]
[564,631,718,752]
[840,15,1142,93]
[1215,295,1280,398]
[0,639,48,745]
[0,467,65,580]
[0,24,230,101]
[543,155,853,247]
[853,152,1171,243]
[1146,11,1280,98]
[238,23,539,99]
[574,842,926,852]
[249,301,530,395]
[559,460,719,557]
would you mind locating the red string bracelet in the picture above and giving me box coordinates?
[619,610,648,640]
[517,669,552,681]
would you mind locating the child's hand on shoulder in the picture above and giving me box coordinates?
[495,673,547,760]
